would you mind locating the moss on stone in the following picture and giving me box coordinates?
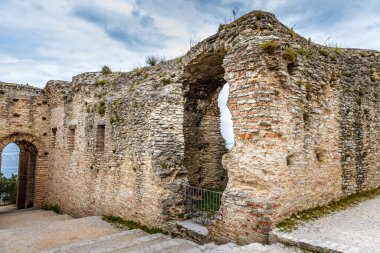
[102,215,169,235]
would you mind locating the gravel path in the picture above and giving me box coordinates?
[281,196,380,253]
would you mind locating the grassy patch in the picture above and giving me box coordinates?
[261,41,279,55]
[98,101,106,117]
[41,204,60,214]
[283,47,296,63]
[102,215,169,235]
[96,79,107,86]
[319,49,329,57]
[277,187,380,231]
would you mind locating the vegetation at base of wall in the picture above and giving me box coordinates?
[41,204,61,214]
[98,101,106,117]
[261,41,279,55]
[0,173,17,205]
[101,66,112,75]
[277,187,380,232]
[102,215,169,235]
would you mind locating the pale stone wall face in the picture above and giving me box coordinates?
[1,10,379,245]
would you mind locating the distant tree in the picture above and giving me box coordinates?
[0,173,17,205]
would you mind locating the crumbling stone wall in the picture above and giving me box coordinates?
[1,10,379,245]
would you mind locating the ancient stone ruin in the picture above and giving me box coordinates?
[1,11,379,244]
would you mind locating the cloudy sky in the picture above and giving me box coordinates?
[1,0,380,147]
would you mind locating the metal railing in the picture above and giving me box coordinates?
[185,186,223,225]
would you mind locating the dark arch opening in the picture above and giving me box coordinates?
[183,51,231,190]
[0,141,37,209]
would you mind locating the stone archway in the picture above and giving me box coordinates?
[0,133,48,209]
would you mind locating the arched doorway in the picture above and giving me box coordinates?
[0,133,48,209]
[0,141,37,209]
[0,143,19,206]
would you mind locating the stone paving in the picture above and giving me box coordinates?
[274,196,380,253]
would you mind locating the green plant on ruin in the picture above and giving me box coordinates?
[343,71,353,78]
[144,73,149,79]
[277,187,380,232]
[176,56,184,64]
[256,22,261,33]
[102,216,169,235]
[101,66,112,75]
[261,41,279,55]
[283,47,296,63]
[305,83,312,91]
[96,79,107,86]
[319,49,329,57]
[307,37,312,44]
[332,47,342,55]
[255,12,265,20]
[218,23,226,32]
[109,116,116,124]
[98,101,106,117]
[360,51,367,58]
[162,79,171,85]
[288,28,297,39]
[41,204,61,214]
[146,56,161,66]
[297,47,306,56]
[161,162,168,169]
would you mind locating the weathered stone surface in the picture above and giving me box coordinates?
[0,10,379,245]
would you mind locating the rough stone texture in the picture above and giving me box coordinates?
[0,10,379,245]
[0,82,50,208]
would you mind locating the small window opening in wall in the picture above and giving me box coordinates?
[217,83,234,149]
[0,90,5,95]
[13,113,20,118]
[42,117,47,121]
[13,98,19,102]
[67,126,76,151]
[51,128,57,148]
[96,125,105,151]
